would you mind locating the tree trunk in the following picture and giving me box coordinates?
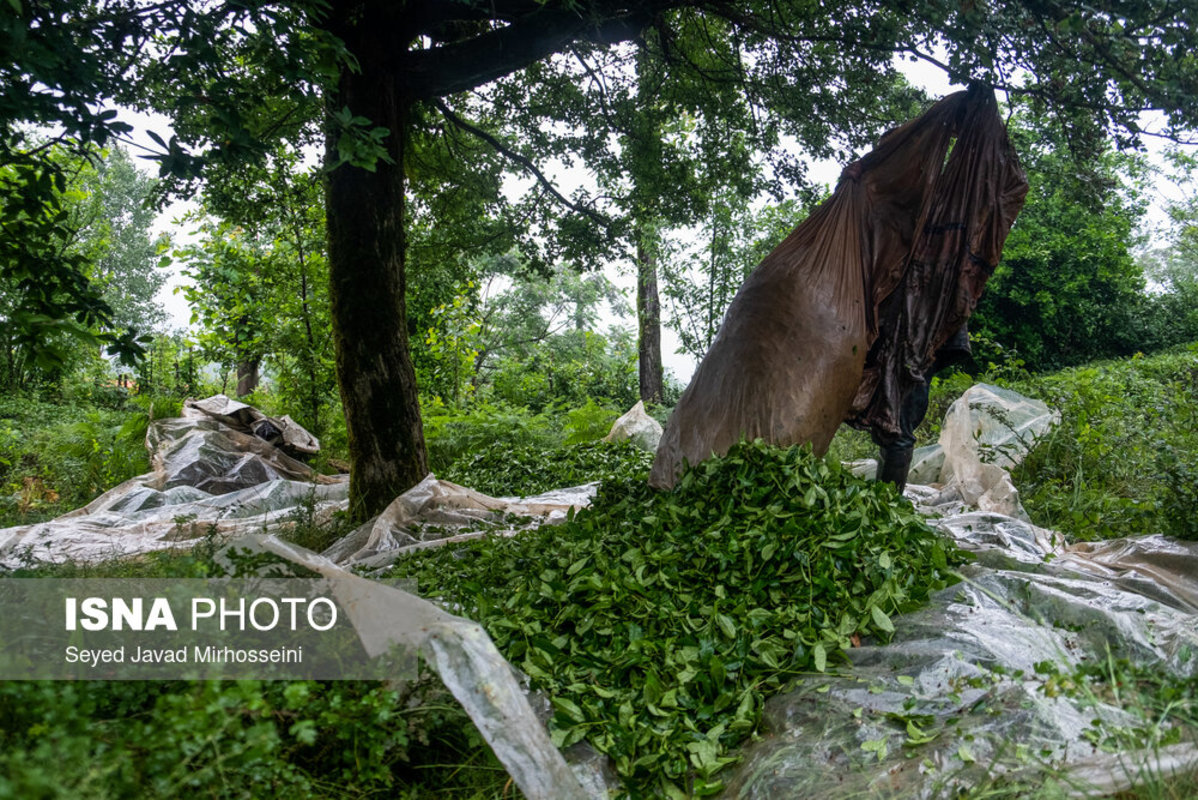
[235,358,260,397]
[636,229,664,404]
[632,41,664,406]
[323,2,428,520]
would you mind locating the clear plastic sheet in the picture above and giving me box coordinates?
[322,474,595,570]
[720,510,1198,799]
[0,398,347,568]
[0,398,588,570]
[603,400,663,452]
[936,383,1059,520]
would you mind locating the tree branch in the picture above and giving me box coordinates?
[406,1,674,99]
[431,98,612,228]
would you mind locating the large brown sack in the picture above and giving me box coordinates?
[650,85,1027,488]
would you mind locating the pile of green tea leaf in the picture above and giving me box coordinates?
[443,439,653,496]
[389,441,966,798]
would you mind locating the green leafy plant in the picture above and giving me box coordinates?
[444,439,652,497]
[422,400,563,476]
[561,397,621,445]
[0,673,514,800]
[390,440,966,797]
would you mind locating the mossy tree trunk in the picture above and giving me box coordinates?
[323,2,427,520]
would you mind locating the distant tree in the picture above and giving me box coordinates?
[972,117,1149,370]
[178,160,337,432]
[0,146,160,388]
[418,251,634,410]
[69,147,167,334]
[177,219,271,397]
[1136,155,1198,349]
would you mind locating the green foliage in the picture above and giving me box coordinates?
[0,148,149,386]
[67,146,168,333]
[420,282,484,409]
[487,328,638,413]
[0,393,179,527]
[134,332,204,400]
[178,160,337,435]
[1001,346,1198,541]
[177,220,271,386]
[1136,160,1198,353]
[414,254,637,414]
[0,674,514,800]
[279,487,356,554]
[972,118,1149,371]
[390,441,965,797]
[445,440,652,497]
[422,400,563,477]
[562,397,621,445]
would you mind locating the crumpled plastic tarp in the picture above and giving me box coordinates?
[603,400,663,452]
[323,474,595,570]
[0,397,347,568]
[935,383,1060,520]
[651,85,1028,488]
[185,394,322,458]
[847,382,1058,519]
[719,512,1198,799]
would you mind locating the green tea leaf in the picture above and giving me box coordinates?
[871,605,896,634]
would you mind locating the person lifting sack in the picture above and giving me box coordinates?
[650,84,1028,491]
[872,325,971,492]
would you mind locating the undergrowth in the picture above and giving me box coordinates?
[444,439,653,497]
[0,394,181,528]
[0,673,514,800]
[0,533,515,800]
[388,440,966,798]
[1002,345,1198,541]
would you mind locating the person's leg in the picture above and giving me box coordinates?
[876,379,930,493]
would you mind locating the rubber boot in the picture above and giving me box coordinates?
[877,446,914,494]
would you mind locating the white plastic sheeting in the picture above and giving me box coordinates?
[603,400,664,452]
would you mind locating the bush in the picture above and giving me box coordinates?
[0,675,513,800]
[1002,345,1198,541]
[422,399,563,475]
[560,397,620,444]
